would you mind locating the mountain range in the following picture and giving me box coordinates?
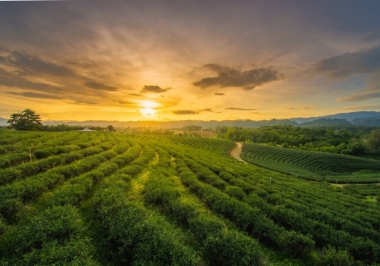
[1,111,380,128]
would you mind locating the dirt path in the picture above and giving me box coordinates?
[230,142,247,163]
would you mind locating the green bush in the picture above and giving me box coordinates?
[317,246,355,266]
[203,231,263,266]
[225,186,246,200]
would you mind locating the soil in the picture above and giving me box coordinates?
[230,142,247,163]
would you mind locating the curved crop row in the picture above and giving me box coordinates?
[242,143,380,182]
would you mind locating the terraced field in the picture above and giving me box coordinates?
[0,131,380,265]
[241,142,380,183]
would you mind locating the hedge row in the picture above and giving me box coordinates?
[91,174,200,265]
[0,205,98,265]
[143,165,265,266]
[177,158,315,258]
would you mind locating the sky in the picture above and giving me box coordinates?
[0,0,380,122]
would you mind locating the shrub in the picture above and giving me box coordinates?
[203,231,263,266]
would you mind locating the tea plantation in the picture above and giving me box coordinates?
[0,131,379,265]
[241,142,380,183]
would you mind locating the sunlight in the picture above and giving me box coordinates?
[139,100,158,117]
[141,100,158,109]
[140,107,156,116]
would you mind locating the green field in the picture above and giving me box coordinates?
[1,131,380,265]
[241,142,380,183]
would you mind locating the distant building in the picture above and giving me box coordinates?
[79,128,95,132]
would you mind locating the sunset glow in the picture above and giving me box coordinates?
[140,108,156,117]
[0,1,379,122]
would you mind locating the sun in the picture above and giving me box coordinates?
[139,100,158,117]
[141,107,156,116]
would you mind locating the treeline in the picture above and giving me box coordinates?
[119,127,174,135]
[3,124,106,132]
[217,125,380,155]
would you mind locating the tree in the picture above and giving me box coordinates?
[367,129,380,154]
[7,109,42,131]
[107,125,115,132]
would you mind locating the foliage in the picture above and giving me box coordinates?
[1,132,380,265]
[241,142,380,183]
[217,125,378,155]
[367,129,380,154]
[7,109,42,131]
[107,125,115,132]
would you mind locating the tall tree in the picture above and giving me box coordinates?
[7,109,42,131]
[367,129,380,154]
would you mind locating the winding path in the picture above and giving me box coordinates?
[230,142,247,163]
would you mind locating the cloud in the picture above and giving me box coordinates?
[129,93,143,97]
[313,45,380,78]
[173,110,198,115]
[337,92,380,102]
[363,30,380,42]
[172,108,218,115]
[7,91,63,99]
[301,106,314,110]
[84,81,117,91]
[283,107,295,110]
[341,104,380,111]
[1,49,77,78]
[225,107,256,111]
[214,92,225,96]
[74,100,98,105]
[193,64,283,90]
[118,100,133,104]
[0,68,66,93]
[141,85,170,93]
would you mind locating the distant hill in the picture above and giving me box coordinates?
[1,111,379,129]
[300,118,352,127]
[291,111,380,124]
[352,116,380,126]
[41,119,299,129]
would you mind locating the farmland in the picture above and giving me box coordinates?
[241,142,380,183]
[0,130,380,265]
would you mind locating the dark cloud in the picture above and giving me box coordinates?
[283,107,296,110]
[337,92,380,102]
[193,64,283,90]
[313,45,380,78]
[200,108,223,113]
[363,30,380,42]
[173,110,198,115]
[74,100,98,105]
[118,100,133,104]
[0,49,77,78]
[225,107,256,111]
[0,68,65,93]
[214,92,225,96]
[0,47,121,106]
[302,106,314,110]
[141,85,170,93]
[129,93,143,97]
[7,91,63,99]
[84,81,117,91]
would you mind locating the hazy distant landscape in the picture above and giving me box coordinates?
[2,111,380,128]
